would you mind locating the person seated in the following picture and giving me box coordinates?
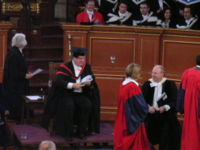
[176,6,200,30]
[42,47,100,141]
[76,0,104,25]
[161,8,176,28]
[148,0,174,19]
[133,2,161,27]
[106,1,133,25]
[38,140,56,150]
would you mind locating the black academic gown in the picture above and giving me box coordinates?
[41,61,100,137]
[133,12,161,27]
[148,0,173,19]
[98,0,119,21]
[2,46,28,121]
[142,79,181,150]
[176,17,200,30]
[106,11,133,25]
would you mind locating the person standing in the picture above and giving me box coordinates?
[142,65,181,150]
[177,54,200,150]
[3,33,32,122]
[114,63,151,150]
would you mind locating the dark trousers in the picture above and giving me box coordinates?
[54,93,92,138]
[145,112,180,150]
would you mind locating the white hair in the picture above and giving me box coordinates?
[11,33,27,48]
[38,140,56,150]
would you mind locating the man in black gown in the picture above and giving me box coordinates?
[42,47,100,140]
[142,65,181,150]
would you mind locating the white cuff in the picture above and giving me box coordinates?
[164,105,170,111]
[66,82,73,89]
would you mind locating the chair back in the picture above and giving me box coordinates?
[48,62,62,87]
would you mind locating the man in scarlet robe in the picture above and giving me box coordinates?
[177,54,200,150]
[114,63,151,150]
[76,0,104,25]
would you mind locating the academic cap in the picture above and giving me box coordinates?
[72,47,88,57]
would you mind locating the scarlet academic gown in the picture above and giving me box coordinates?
[114,78,150,150]
[76,10,104,25]
[177,66,200,150]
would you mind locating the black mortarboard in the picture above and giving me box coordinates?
[72,47,88,57]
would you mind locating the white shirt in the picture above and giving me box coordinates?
[185,17,194,25]
[87,10,94,21]
[149,78,170,111]
[67,61,82,93]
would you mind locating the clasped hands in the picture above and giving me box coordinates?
[148,105,166,114]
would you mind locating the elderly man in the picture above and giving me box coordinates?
[176,6,200,30]
[38,140,56,150]
[132,2,161,26]
[3,33,32,122]
[142,65,181,150]
[76,0,104,25]
[42,47,100,141]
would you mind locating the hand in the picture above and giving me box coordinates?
[149,106,156,114]
[159,106,166,114]
[5,110,9,116]
[72,83,85,89]
[25,73,33,79]
[94,19,100,24]
[157,8,162,13]
[85,81,91,86]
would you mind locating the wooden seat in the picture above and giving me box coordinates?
[48,62,62,88]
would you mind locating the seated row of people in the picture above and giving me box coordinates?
[76,0,200,30]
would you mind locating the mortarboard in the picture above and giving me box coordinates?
[72,47,88,57]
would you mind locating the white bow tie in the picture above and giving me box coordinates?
[150,82,161,87]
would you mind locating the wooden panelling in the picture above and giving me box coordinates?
[89,37,135,73]
[96,76,123,120]
[0,22,12,82]
[60,24,200,121]
[162,40,200,79]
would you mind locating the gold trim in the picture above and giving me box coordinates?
[89,36,136,69]
[65,31,88,34]
[95,73,125,77]
[101,106,117,110]
[93,69,124,72]
[164,34,200,39]
[167,78,181,82]
[101,112,117,114]
[90,31,135,35]
[1,2,41,14]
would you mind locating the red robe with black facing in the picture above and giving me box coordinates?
[76,10,104,24]
[177,67,200,150]
[114,78,151,150]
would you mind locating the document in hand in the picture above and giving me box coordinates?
[81,75,93,84]
[26,95,42,101]
[32,68,43,76]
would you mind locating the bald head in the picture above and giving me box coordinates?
[39,140,56,150]
[152,65,165,82]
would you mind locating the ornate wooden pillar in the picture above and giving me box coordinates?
[0,21,12,82]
